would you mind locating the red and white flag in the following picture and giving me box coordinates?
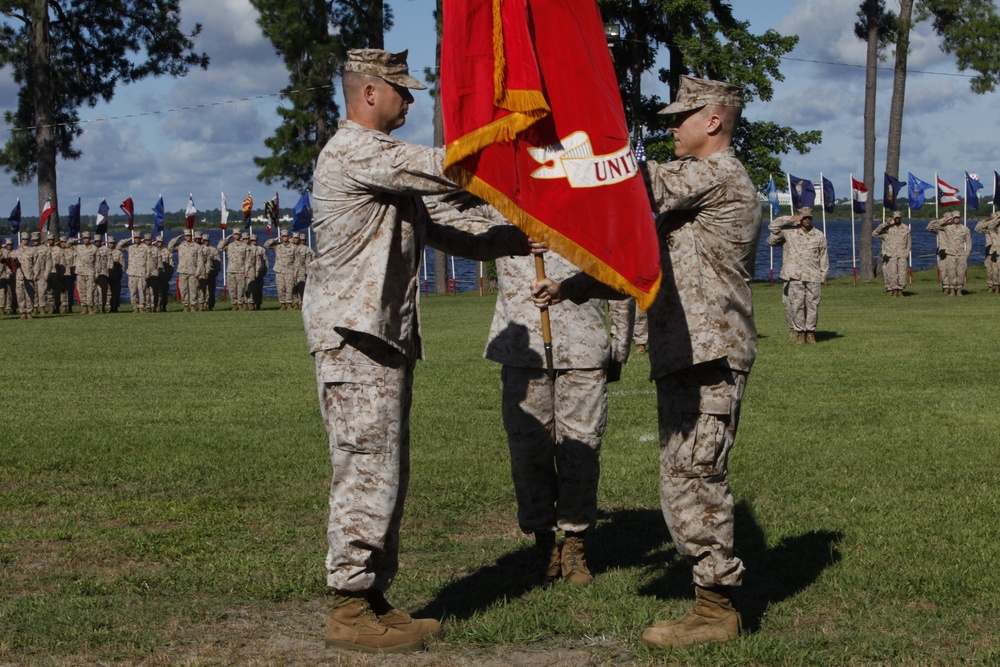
[937,176,961,207]
[185,194,197,230]
[441,0,660,309]
[38,199,54,233]
[220,192,229,230]
[851,177,868,214]
[120,196,134,230]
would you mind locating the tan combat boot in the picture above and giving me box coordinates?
[561,532,593,586]
[795,331,806,344]
[324,591,423,654]
[635,344,647,355]
[805,332,817,344]
[788,330,797,341]
[366,590,442,639]
[529,531,562,586]
[642,585,742,648]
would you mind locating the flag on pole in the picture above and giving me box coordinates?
[153,196,165,235]
[292,192,312,231]
[440,0,660,309]
[120,196,134,230]
[965,171,984,211]
[937,176,961,207]
[95,199,109,234]
[884,173,905,211]
[184,194,196,230]
[242,193,253,229]
[765,177,780,217]
[8,199,20,234]
[821,176,836,214]
[851,177,868,214]
[67,198,81,236]
[221,192,229,230]
[38,199,54,233]
[264,193,278,235]
[789,174,816,209]
[907,173,933,210]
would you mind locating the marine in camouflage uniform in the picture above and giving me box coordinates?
[71,232,99,314]
[200,234,221,309]
[305,48,530,653]
[533,76,759,648]
[292,232,313,309]
[873,211,912,297]
[11,232,38,318]
[29,232,45,315]
[973,212,1000,293]
[118,235,150,312]
[264,230,296,309]
[57,236,75,313]
[0,238,14,315]
[37,236,58,314]
[107,237,124,312]
[927,210,971,295]
[169,231,201,311]
[245,235,267,309]
[768,207,829,343]
[218,231,248,310]
[94,236,110,312]
[486,245,632,586]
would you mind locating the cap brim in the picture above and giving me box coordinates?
[384,74,427,90]
[658,101,705,116]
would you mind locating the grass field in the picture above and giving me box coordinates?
[1,268,998,666]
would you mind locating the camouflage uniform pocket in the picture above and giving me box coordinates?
[660,411,730,478]
[320,363,394,455]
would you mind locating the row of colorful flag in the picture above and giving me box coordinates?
[764,171,998,218]
[6,192,313,236]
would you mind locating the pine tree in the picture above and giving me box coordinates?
[250,0,393,192]
[0,0,208,234]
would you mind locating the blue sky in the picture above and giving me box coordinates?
[2,0,998,221]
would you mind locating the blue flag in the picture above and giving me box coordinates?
[884,173,906,212]
[292,193,312,231]
[789,174,816,210]
[966,171,984,211]
[765,177,780,217]
[8,199,20,234]
[821,177,836,214]
[907,172,934,210]
[152,196,165,235]
[67,198,81,236]
[95,199,110,235]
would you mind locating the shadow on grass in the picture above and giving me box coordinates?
[635,501,843,633]
[419,503,841,629]
[815,330,844,343]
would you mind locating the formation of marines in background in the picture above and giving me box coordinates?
[0,227,314,317]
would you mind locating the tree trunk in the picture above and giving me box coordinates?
[860,1,879,281]
[30,0,58,236]
[366,1,384,49]
[432,0,448,294]
[885,0,913,183]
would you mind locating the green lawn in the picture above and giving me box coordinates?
[0,268,997,666]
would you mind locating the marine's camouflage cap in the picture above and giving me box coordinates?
[659,75,743,115]
[345,49,427,90]
[892,210,902,219]
[107,236,116,243]
[20,232,29,240]
[2,237,10,245]
[949,210,961,219]
[798,207,814,219]
[59,235,68,242]
[81,231,91,239]
[297,232,306,240]
[142,233,152,240]
[248,234,258,241]
[184,229,193,236]
[30,232,40,240]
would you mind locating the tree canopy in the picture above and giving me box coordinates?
[598,0,821,187]
[250,0,393,193]
[0,0,208,226]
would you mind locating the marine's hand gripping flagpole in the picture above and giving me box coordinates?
[534,254,556,381]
